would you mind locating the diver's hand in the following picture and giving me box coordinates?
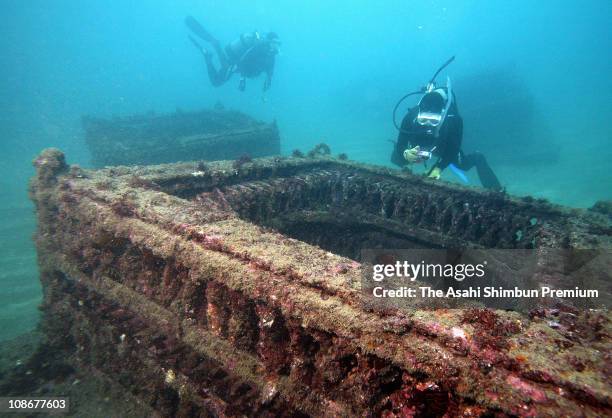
[403,146,421,164]
[428,167,442,180]
[239,78,246,92]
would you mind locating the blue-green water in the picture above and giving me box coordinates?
[1,0,610,341]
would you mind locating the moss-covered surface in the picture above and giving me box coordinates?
[27,148,611,417]
[83,108,281,167]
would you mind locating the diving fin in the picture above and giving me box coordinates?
[185,15,217,44]
[188,35,203,51]
[449,163,469,184]
[188,35,212,58]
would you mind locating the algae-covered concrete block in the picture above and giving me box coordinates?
[83,108,280,167]
[30,148,611,416]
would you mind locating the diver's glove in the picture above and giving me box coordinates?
[403,146,421,164]
[428,166,442,180]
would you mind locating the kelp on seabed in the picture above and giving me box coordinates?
[28,147,611,417]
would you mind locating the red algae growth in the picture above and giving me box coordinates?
[26,148,611,417]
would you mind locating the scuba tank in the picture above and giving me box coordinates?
[225,32,260,63]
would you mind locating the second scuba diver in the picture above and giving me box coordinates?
[185,15,280,92]
[391,58,502,191]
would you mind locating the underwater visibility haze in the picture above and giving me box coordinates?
[0,0,611,415]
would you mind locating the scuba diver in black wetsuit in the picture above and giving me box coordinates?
[390,57,502,191]
[185,15,279,92]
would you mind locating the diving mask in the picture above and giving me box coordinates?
[416,111,443,127]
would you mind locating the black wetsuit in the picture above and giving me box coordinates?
[391,103,502,190]
[232,41,275,79]
[185,17,276,91]
[205,34,275,91]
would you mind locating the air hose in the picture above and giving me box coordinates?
[392,90,423,133]
[392,56,456,134]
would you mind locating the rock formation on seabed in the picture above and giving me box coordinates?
[29,148,611,417]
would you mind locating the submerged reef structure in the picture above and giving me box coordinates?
[83,108,280,167]
[30,148,611,417]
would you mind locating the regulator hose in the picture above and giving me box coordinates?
[428,55,455,87]
[392,91,422,134]
[392,56,456,134]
